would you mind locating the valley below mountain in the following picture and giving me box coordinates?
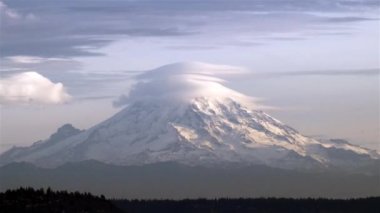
[1,160,379,199]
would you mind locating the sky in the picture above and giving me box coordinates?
[0,0,379,152]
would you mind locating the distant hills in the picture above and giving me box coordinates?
[1,160,379,199]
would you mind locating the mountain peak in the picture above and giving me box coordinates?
[58,123,77,131]
[49,124,81,142]
[0,63,378,171]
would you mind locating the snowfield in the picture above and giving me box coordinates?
[1,62,378,170]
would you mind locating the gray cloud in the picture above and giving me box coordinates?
[324,16,377,23]
[263,69,380,77]
[2,0,378,60]
[0,1,198,59]
[76,95,117,102]
[43,70,137,103]
[0,36,110,58]
[1,56,82,73]
[1,0,377,102]
[65,0,380,13]
[166,45,219,50]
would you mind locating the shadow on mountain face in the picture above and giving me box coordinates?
[0,160,379,199]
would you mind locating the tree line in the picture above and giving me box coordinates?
[0,187,122,213]
[113,197,380,213]
[1,187,379,213]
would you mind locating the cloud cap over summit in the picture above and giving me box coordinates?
[114,62,252,107]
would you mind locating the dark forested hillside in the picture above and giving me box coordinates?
[0,187,123,213]
[1,161,379,199]
[1,188,379,213]
[113,197,380,213]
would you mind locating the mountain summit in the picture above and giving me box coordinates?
[0,62,378,170]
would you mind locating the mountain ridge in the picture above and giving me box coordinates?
[0,62,378,172]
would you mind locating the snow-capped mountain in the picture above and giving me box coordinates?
[1,62,378,170]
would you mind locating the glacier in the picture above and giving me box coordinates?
[0,62,378,171]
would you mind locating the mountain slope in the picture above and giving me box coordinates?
[0,62,378,171]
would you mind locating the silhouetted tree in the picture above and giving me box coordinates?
[0,187,123,213]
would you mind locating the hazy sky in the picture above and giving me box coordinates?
[0,0,379,152]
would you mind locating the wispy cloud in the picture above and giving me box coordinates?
[0,1,20,19]
[265,69,380,77]
[323,16,377,23]
[1,0,378,59]
[1,56,82,74]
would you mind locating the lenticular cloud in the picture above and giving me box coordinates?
[0,72,71,105]
[113,62,252,107]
